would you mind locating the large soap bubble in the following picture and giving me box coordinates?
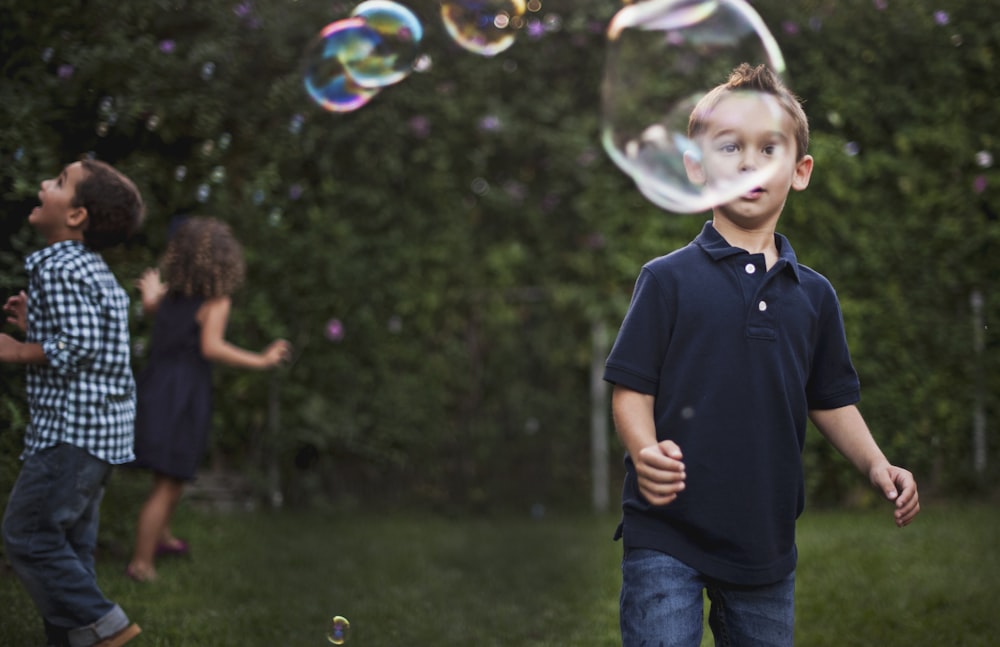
[440,0,526,57]
[602,0,787,213]
[303,18,382,113]
[348,0,423,88]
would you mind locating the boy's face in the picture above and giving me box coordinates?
[30,162,88,242]
[684,91,812,221]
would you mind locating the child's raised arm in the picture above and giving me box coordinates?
[196,296,291,370]
[136,268,168,317]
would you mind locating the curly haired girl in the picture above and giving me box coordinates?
[127,216,290,582]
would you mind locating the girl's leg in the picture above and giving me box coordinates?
[128,473,184,580]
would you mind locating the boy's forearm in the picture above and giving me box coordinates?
[809,405,889,475]
[0,337,48,365]
[612,385,658,457]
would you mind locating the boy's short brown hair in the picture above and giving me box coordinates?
[688,63,810,161]
[73,160,145,250]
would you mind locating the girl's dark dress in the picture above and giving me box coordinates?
[132,295,212,481]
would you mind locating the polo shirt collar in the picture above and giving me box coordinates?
[694,221,801,282]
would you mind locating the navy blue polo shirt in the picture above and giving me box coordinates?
[604,221,860,585]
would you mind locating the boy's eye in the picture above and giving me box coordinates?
[719,143,739,153]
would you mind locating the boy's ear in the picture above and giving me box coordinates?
[66,206,89,230]
[791,154,814,191]
[683,149,706,185]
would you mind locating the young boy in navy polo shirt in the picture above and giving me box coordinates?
[604,64,921,647]
[1,159,144,647]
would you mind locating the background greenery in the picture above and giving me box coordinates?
[2,0,998,520]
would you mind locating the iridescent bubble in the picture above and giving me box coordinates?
[601,0,787,213]
[348,0,424,88]
[303,18,382,113]
[174,165,187,181]
[327,615,350,644]
[440,0,526,57]
[196,183,211,202]
[145,114,161,131]
[975,150,993,168]
[210,166,226,183]
[200,61,216,80]
[844,141,860,156]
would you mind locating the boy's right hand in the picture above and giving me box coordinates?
[3,290,28,332]
[634,440,686,506]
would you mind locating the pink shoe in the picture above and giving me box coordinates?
[155,539,189,557]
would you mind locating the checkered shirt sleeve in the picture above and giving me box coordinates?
[21,241,136,464]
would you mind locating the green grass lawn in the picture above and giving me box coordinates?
[1,493,997,646]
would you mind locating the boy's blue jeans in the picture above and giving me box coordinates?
[621,548,795,647]
[2,443,132,647]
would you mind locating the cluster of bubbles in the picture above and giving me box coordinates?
[600,0,787,214]
[327,615,350,644]
[304,1,544,113]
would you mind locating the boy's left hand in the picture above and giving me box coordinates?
[3,290,28,332]
[870,464,920,527]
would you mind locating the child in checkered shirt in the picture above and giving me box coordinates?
[1,159,145,647]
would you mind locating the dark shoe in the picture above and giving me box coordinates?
[94,623,141,647]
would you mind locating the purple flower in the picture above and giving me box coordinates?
[478,115,501,132]
[782,21,799,35]
[408,115,431,138]
[325,318,345,342]
[873,0,888,10]
[933,10,949,25]
[57,64,74,79]
[973,175,987,194]
[158,39,176,53]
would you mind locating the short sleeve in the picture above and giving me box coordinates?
[604,267,673,395]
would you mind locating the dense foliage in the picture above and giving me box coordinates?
[2,0,997,512]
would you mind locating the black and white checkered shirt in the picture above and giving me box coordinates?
[21,240,136,464]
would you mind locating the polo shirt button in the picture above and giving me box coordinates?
[744,263,756,274]
[758,300,767,311]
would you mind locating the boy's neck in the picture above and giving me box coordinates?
[45,231,85,247]
[711,215,779,267]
